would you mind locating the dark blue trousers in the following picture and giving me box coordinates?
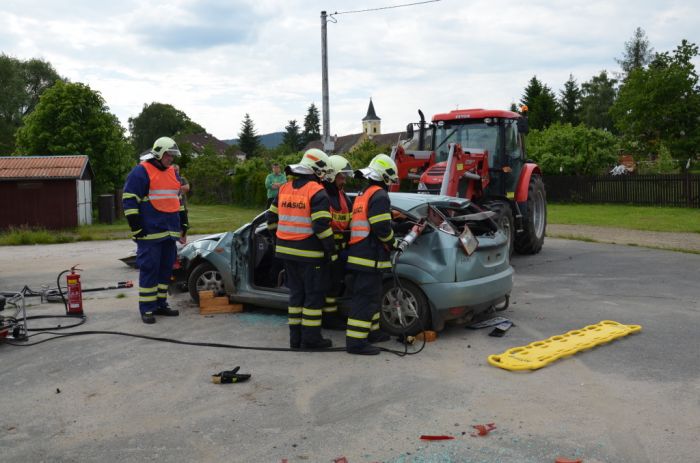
[136,239,177,315]
[284,259,326,345]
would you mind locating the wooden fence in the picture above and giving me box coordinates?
[544,174,700,208]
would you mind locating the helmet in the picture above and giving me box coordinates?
[358,153,398,185]
[325,155,353,182]
[288,148,330,178]
[151,136,181,160]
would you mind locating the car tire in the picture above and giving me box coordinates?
[515,174,547,255]
[380,279,430,336]
[485,200,514,260]
[188,262,224,303]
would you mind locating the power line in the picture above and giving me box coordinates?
[330,0,441,17]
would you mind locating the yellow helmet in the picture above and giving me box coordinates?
[359,153,398,185]
[288,148,330,178]
[151,136,181,160]
[325,155,353,182]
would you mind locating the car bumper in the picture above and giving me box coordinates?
[420,266,514,329]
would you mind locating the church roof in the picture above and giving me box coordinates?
[362,98,380,121]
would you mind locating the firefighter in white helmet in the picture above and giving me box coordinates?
[266,149,336,349]
[122,136,188,324]
[319,155,355,330]
[345,154,399,354]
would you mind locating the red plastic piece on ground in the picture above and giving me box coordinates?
[420,435,455,440]
[470,423,497,437]
[555,458,582,463]
[333,458,349,463]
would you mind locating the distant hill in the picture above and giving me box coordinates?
[223,132,285,149]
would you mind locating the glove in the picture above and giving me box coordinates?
[126,214,146,240]
[211,366,251,384]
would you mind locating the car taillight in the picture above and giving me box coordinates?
[459,225,479,256]
[449,307,466,316]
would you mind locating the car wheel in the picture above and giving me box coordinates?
[380,279,430,336]
[188,262,224,302]
[514,174,547,254]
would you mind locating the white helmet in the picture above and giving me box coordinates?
[151,136,181,160]
[357,153,399,185]
[287,148,330,178]
[325,155,353,182]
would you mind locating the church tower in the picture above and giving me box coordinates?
[362,98,381,138]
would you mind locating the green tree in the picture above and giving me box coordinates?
[128,102,204,155]
[184,148,237,204]
[526,122,620,176]
[580,71,618,131]
[238,113,261,157]
[559,74,581,125]
[616,27,654,80]
[611,40,700,160]
[0,55,61,153]
[520,76,558,130]
[302,103,321,146]
[14,81,133,195]
[282,119,303,152]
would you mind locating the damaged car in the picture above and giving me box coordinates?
[176,193,513,335]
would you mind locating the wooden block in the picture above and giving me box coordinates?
[415,330,437,342]
[199,292,243,315]
[199,303,243,315]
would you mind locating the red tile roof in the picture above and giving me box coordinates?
[0,155,91,180]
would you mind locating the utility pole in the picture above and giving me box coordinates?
[320,11,334,152]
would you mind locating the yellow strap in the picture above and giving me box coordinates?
[316,228,333,239]
[346,329,368,339]
[275,245,324,258]
[124,209,139,216]
[369,213,392,224]
[348,318,371,329]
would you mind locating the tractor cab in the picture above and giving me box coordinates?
[429,109,528,197]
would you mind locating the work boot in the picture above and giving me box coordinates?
[141,311,156,324]
[368,330,390,343]
[346,343,381,355]
[154,303,179,316]
[301,337,333,349]
[322,314,346,331]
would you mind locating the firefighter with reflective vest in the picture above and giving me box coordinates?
[346,154,399,355]
[266,149,336,349]
[320,155,354,330]
[122,137,188,324]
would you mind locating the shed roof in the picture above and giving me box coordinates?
[0,155,92,180]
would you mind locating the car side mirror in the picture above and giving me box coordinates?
[406,123,414,140]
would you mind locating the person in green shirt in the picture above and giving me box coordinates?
[265,163,287,208]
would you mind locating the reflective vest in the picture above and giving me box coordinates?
[330,191,350,248]
[349,185,382,245]
[141,161,181,213]
[276,181,325,241]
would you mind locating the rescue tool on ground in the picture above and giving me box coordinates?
[390,107,547,256]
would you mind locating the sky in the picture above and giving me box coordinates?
[1,0,699,141]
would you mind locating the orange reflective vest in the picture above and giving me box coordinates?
[330,191,350,232]
[276,181,325,241]
[349,185,382,245]
[141,162,181,213]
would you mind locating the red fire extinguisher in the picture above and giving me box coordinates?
[66,266,84,316]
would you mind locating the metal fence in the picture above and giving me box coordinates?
[544,174,700,208]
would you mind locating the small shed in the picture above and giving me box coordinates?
[0,155,94,229]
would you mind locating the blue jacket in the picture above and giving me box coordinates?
[122,161,186,242]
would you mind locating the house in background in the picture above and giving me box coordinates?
[304,98,405,154]
[0,155,93,229]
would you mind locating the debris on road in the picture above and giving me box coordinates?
[467,316,512,329]
[470,423,497,437]
[211,366,251,384]
[419,435,455,440]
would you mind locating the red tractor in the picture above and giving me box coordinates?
[390,108,546,255]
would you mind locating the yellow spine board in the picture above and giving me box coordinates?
[487,320,642,371]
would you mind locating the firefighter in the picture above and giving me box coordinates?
[266,149,336,349]
[345,154,399,355]
[122,137,188,324]
[320,155,355,330]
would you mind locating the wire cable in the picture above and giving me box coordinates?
[331,0,440,17]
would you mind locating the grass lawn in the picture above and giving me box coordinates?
[548,203,700,234]
[2,202,699,245]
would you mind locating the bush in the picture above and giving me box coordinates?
[527,123,620,176]
[184,149,237,204]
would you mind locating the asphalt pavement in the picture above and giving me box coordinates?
[0,237,698,462]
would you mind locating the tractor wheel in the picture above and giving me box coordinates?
[515,174,547,254]
[485,200,514,260]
